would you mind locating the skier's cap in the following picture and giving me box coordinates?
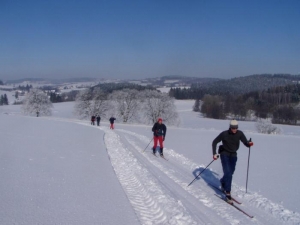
[229,120,238,129]
[158,118,163,122]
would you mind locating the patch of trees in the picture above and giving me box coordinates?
[199,83,300,125]
[74,88,179,125]
[93,82,155,93]
[0,80,3,85]
[0,94,9,105]
[49,92,63,103]
[18,84,32,92]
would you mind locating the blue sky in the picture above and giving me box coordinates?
[1,0,299,80]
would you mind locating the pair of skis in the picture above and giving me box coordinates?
[152,152,168,161]
[208,183,254,218]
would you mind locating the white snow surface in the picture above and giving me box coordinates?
[1,100,300,225]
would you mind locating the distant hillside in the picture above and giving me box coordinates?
[198,74,300,95]
[5,77,99,85]
[170,74,300,99]
[144,75,222,87]
[6,78,47,84]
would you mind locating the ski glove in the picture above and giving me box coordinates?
[213,154,219,160]
[248,142,254,147]
[163,136,165,141]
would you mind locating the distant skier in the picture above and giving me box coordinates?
[152,118,167,156]
[109,116,116,129]
[91,115,96,125]
[96,115,101,126]
[212,120,253,203]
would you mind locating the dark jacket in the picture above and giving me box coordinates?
[96,116,101,121]
[109,117,116,124]
[212,129,250,156]
[152,123,167,137]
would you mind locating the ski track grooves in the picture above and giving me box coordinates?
[103,127,198,225]
[114,128,300,225]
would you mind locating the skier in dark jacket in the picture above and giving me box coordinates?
[109,117,116,129]
[212,120,253,203]
[96,115,101,126]
[152,118,167,156]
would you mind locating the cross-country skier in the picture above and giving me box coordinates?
[212,120,253,203]
[152,118,167,156]
[96,115,101,126]
[109,116,116,129]
[91,115,96,125]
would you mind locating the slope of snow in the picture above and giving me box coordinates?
[1,100,300,224]
[0,115,139,225]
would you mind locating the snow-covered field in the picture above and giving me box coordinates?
[1,100,300,224]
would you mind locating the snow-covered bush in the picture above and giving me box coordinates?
[255,118,281,134]
[21,89,53,117]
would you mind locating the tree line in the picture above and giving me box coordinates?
[21,87,179,125]
[74,88,179,125]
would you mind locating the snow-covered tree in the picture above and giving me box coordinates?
[193,99,200,112]
[74,87,110,119]
[109,89,140,123]
[21,89,52,117]
[141,90,179,125]
[255,118,281,134]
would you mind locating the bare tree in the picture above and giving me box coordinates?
[74,87,110,119]
[21,89,52,117]
[201,94,225,119]
[141,90,179,125]
[109,89,140,123]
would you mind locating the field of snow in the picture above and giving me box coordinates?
[1,100,300,224]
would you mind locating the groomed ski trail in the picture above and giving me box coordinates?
[110,128,300,225]
[41,117,300,225]
[103,127,201,225]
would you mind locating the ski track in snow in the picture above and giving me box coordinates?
[43,117,300,224]
[103,127,198,225]
[114,128,300,225]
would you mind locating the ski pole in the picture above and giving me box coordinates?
[246,138,252,193]
[187,156,219,187]
[142,138,153,152]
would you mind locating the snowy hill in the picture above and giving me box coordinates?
[1,100,300,224]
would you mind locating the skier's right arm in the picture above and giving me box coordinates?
[152,123,156,132]
[212,133,223,155]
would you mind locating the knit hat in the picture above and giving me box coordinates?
[229,120,238,129]
[158,118,163,122]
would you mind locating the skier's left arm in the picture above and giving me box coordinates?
[240,132,253,147]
